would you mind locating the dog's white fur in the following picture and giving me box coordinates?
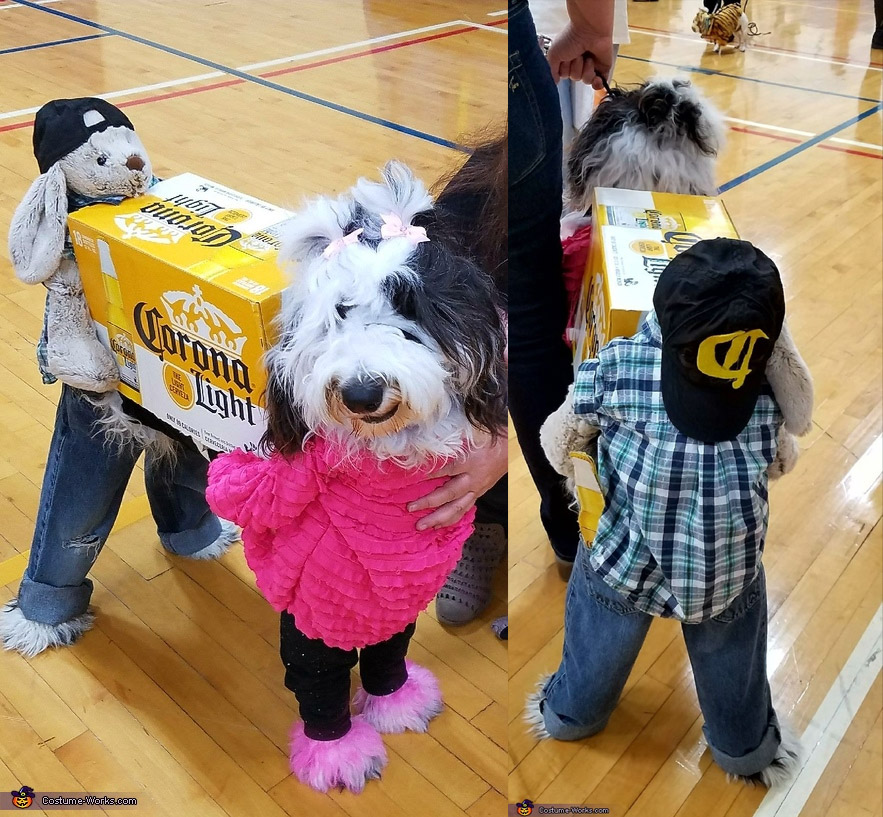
[567,78,725,211]
[269,161,504,467]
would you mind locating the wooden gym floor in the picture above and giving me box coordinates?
[510,1,882,817]
[0,2,506,816]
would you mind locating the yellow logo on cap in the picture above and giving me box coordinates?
[696,329,768,389]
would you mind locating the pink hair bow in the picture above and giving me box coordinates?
[380,213,429,245]
[322,228,363,259]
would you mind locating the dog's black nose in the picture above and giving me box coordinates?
[126,155,145,172]
[341,377,385,414]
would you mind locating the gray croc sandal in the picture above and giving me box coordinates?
[435,523,506,626]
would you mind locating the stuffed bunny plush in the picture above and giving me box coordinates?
[8,97,153,392]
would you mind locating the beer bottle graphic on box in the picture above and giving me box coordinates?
[99,239,140,391]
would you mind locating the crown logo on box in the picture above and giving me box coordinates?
[160,285,247,356]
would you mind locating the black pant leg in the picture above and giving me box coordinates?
[280,612,358,740]
[358,622,417,697]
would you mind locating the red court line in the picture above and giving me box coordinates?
[729,125,802,143]
[0,19,508,135]
[729,125,883,159]
[629,23,883,69]
[817,143,883,159]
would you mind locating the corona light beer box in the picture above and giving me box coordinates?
[569,188,739,545]
[570,187,739,378]
[69,174,294,452]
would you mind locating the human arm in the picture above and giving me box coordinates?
[547,0,615,87]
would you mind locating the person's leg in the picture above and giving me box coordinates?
[144,439,237,559]
[682,567,801,786]
[1,386,142,655]
[435,475,507,625]
[280,612,386,793]
[873,0,883,48]
[355,621,443,734]
[527,544,652,739]
[508,0,580,566]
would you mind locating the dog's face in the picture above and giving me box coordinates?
[263,164,506,464]
[566,77,725,212]
[59,125,152,198]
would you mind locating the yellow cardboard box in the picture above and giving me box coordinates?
[570,187,739,379]
[69,174,294,452]
[569,188,739,544]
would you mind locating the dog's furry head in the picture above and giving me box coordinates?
[566,77,725,213]
[262,161,507,466]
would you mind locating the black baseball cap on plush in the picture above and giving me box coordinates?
[653,238,785,443]
[33,97,134,173]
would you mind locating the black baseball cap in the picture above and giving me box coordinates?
[33,97,134,174]
[653,238,785,443]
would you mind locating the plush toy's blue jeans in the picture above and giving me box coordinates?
[15,386,223,626]
[539,543,785,777]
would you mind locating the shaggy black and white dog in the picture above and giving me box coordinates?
[264,161,507,466]
[566,77,726,213]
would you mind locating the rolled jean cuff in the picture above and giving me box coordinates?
[542,677,611,742]
[157,514,221,557]
[704,717,782,777]
[16,574,93,625]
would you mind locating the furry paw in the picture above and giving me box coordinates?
[728,721,802,788]
[353,661,443,733]
[768,427,799,480]
[185,519,240,560]
[289,716,387,793]
[524,674,553,739]
[0,599,94,657]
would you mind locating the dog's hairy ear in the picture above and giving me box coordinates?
[8,164,68,285]
[260,361,310,457]
[352,160,433,227]
[278,195,359,265]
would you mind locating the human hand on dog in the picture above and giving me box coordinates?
[547,0,615,87]
[408,429,508,530]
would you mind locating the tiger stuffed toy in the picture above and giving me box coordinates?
[692,2,749,52]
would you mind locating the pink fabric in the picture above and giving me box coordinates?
[206,438,475,650]
[561,223,593,342]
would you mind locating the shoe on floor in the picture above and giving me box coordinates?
[435,523,506,625]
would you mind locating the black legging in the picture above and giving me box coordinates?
[280,612,416,741]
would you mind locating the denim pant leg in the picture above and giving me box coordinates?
[508,0,580,560]
[18,387,142,625]
[681,566,783,777]
[542,544,653,740]
[144,439,221,557]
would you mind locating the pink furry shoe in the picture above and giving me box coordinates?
[289,715,386,793]
[353,661,443,733]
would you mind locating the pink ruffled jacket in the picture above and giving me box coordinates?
[206,438,475,650]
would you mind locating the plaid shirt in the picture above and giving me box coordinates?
[573,312,782,622]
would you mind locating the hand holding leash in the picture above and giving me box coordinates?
[546,0,614,88]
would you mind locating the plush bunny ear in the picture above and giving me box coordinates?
[8,163,67,285]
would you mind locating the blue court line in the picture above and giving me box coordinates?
[618,54,883,104]
[15,0,467,153]
[0,32,111,57]
[720,102,883,192]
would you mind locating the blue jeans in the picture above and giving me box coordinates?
[508,0,580,560]
[16,386,223,626]
[540,543,785,777]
